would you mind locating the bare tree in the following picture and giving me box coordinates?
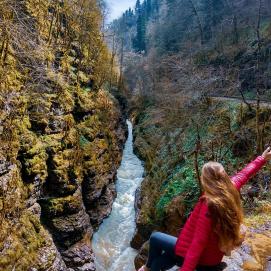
[256,0,263,153]
[188,0,204,45]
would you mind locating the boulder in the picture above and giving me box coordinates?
[61,232,95,271]
[134,241,149,270]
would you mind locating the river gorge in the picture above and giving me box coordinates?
[1,1,271,270]
[93,120,144,271]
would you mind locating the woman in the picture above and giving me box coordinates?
[138,147,271,271]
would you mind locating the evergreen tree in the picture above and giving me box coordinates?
[146,0,152,18]
[135,0,141,15]
[133,5,146,52]
[166,0,176,10]
[152,0,160,14]
[200,0,227,42]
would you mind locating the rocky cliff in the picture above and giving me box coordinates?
[0,1,126,270]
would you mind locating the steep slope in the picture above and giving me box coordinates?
[129,98,271,270]
[111,0,271,101]
[0,0,126,270]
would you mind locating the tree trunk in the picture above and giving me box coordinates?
[48,4,58,45]
[256,0,262,53]
[0,39,5,62]
[255,0,262,153]
[3,38,9,64]
[118,38,124,89]
[109,35,116,90]
[260,115,266,152]
[256,93,261,153]
[189,0,204,45]
[239,89,252,111]
[233,15,239,44]
[240,102,244,126]
[194,124,201,190]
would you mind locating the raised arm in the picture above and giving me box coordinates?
[180,201,212,271]
[231,147,271,190]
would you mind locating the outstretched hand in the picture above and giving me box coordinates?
[262,146,271,161]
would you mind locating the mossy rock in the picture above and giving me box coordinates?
[39,189,82,218]
[19,139,48,183]
[49,209,91,248]
[0,208,54,270]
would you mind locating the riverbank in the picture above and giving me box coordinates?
[129,96,271,270]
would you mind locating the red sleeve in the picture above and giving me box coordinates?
[180,201,212,271]
[231,156,266,191]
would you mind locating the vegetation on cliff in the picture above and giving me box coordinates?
[0,0,126,270]
[130,93,271,271]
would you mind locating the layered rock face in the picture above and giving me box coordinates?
[0,1,126,270]
[0,87,126,271]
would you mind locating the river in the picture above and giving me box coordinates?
[92,119,144,271]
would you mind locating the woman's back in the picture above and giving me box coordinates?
[175,197,223,269]
[138,153,269,271]
[174,155,266,271]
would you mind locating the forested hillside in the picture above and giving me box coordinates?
[111,0,271,270]
[112,0,271,101]
[0,1,126,270]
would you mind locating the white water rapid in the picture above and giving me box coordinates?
[92,120,144,271]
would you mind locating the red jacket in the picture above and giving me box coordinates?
[174,156,266,271]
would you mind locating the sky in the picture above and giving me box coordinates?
[106,0,137,22]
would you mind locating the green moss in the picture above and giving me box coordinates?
[156,158,201,219]
[41,134,63,152]
[58,89,75,112]
[40,193,82,218]
[79,135,90,148]
[78,71,89,83]
[0,208,55,271]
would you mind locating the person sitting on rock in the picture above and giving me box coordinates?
[138,147,271,271]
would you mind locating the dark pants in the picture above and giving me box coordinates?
[146,232,226,271]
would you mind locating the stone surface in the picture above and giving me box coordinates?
[130,184,159,250]
[223,226,271,271]
[163,195,186,236]
[50,209,92,247]
[86,182,117,229]
[134,241,149,270]
[62,232,95,271]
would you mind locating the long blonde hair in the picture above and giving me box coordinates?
[201,162,244,253]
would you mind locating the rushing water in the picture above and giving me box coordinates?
[92,120,144,271]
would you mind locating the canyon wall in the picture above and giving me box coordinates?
[0,1,126,270]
